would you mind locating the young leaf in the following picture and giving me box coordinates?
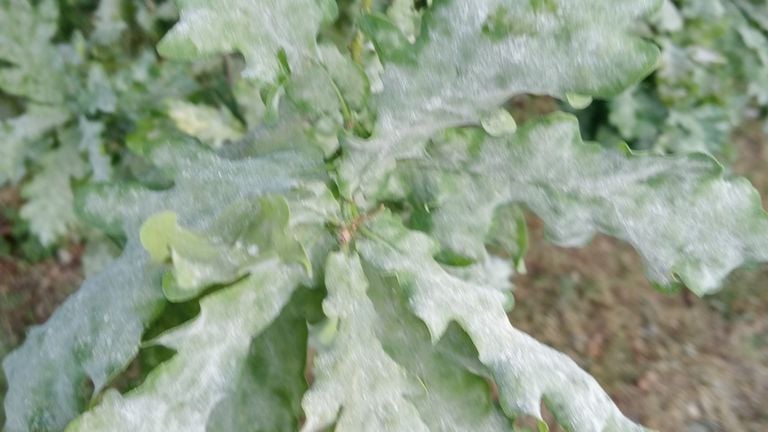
[167,100,245,149]
[358,213,647,431]
[340,0,661,198]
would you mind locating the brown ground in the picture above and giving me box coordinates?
[0,120,766,431]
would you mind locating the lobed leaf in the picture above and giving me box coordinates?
[19,145,88,246]
[0,0,69,103]
[66,259,305,432]
[158,0,333,83]
[3,141,329,431]
[384,113,768,295]
[340,0,661,198]
[358,213,647,431]
[206,288,319,432]
[302,251,512,431]
[0,105,69,186]
[2,242,164,432]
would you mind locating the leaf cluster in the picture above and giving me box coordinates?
[2,1,768,432]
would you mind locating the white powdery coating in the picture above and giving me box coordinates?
[342,0,659,197]
[426,115,768,294]
[359,216,647,432]
[67,261,301,432]
[160,0,323,82]
[3,242,163,432]
[301,253,428,432]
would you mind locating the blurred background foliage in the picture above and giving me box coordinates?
[0,0,766,430]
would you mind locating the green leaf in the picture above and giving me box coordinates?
[486,204,528,274]
[386,113,768,295]
[341,0,661,197]
[358,213,647,431]
[302,251,511,431]
[140,197,312,301]
[20,144,88,245]
[167,100,244,149]
[65,260,305,432]
[157,0,327,83]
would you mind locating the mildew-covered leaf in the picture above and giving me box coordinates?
[302,252,427,431]
[4,142,328,431]
[140,197,311,301]
[358,213,647,431]
[66,260,305,432]
[0,105,69,186]
[385,113,768,295]
[341,0,661,198]
[302,252,511,432]
[0,0,69,103]
[20,144,88,245]
[206,288,320,432]
[2,242,165,432]
[158,0,331,83]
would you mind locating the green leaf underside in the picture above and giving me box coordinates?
[341,0,661,198]
[157,0,327,82]
[385,113,768,295]
[302,252,511,431]
[3,142,328,432]
[66,260,304,432]
[358,213,647,431]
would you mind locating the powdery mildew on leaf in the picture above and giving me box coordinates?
[2,242,164,432]
[0,0,67,103]
[158,0,329,82]
[341,0,661,198]
[302,252,513,431]
[358,213,648,431]
[386,114,768,295]
[3,142,328,432]
[66,260,304,432]
[302,252,428,431]
[19,145,88,245]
